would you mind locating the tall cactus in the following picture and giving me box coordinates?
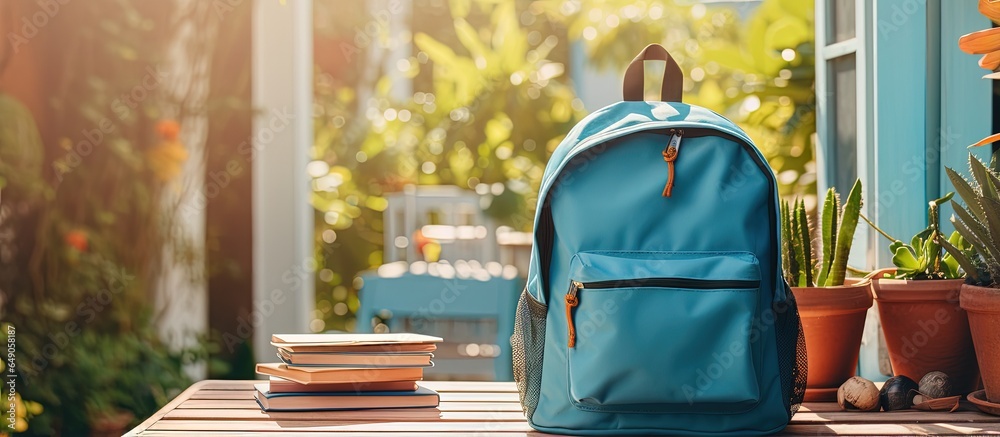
[780,200,796,284]
[780,179,863,287]
[795,199,813,286]
[781,198,813,287]
[828,179,863,286]
[815,188,838,286]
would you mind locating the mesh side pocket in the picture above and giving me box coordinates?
[511,288,547,421]
[774,284,807,418]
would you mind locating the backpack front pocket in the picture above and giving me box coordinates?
[565,251,762,414]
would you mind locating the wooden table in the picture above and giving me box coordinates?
[126,380,1000,436]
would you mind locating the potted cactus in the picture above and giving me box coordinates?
[863,193,980,395]
[781,179,872,401]
[940,155,1000,404]
[949,0,1000,410]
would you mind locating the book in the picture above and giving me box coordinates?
[254,383,440,411]
[277,349,433,367]
[276,343,438,354]
[256,363,423,385]
[271,332,442,348]
[266,377,418,394]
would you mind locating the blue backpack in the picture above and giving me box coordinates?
[511,44,807,435]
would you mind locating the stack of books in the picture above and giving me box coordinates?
[254,333,443,411]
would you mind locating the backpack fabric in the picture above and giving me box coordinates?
[511,44,807,436]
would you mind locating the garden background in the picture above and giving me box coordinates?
[0,0,813,434]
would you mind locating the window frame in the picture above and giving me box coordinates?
[815,0,873,271]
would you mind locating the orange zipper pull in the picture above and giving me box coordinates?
[662,130,684,197]
[565,281,582,347]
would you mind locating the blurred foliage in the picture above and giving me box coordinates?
[312,0,815,331]
[545,0,816,199]
[312,0,583,331]
[0,1,224,433]
[0,323,42,435]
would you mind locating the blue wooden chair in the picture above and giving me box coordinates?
[356,268,522,381]
[360,186,525,380]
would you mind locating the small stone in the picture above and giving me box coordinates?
[838,376,881,412]
[879,375,919,411]
[918,371,953,399]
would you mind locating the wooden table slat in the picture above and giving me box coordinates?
[147,419,536,432]
[782,422,1000,435]
[127,380,1000,436]
[137,432,542,436]
[188,390,520,403]
[177,399,524,412]
[184,380,519,393]
[791,411,1000,424]
[135,431,559,437]
[164,408,526,421]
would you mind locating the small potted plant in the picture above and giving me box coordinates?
[940,155,1000,406]
[782,179,872,401]
[863,193,980,394]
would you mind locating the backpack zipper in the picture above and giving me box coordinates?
[662,130,684,197]
[565,281,583,347]
[565,277,760,348]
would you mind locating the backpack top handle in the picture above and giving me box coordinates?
[622,43,683,103]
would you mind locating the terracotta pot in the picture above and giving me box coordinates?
[961,284,1000,403]
[873,277,980,394]
[792,281,873,401]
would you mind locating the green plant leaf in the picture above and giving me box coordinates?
[888,240,907,256]
[941,255,958,278]
[947,166,986,221]
[970,156,1000,202]
[922,235,939,272]
[414,32,458,66]
[941,232,962,279]
[829,179,862,286]
[952,200,992,249]
[931,228,946,273]
[979,196,1000,255]
[938,233,981,282]
[892,245,921,270]
[796,198,813,286]
[951,212,994,263]
[780,199,797,285]
[931,192,955,206]
[817,188,835,286]
[453,18,491,62]
[909,234,925,255]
